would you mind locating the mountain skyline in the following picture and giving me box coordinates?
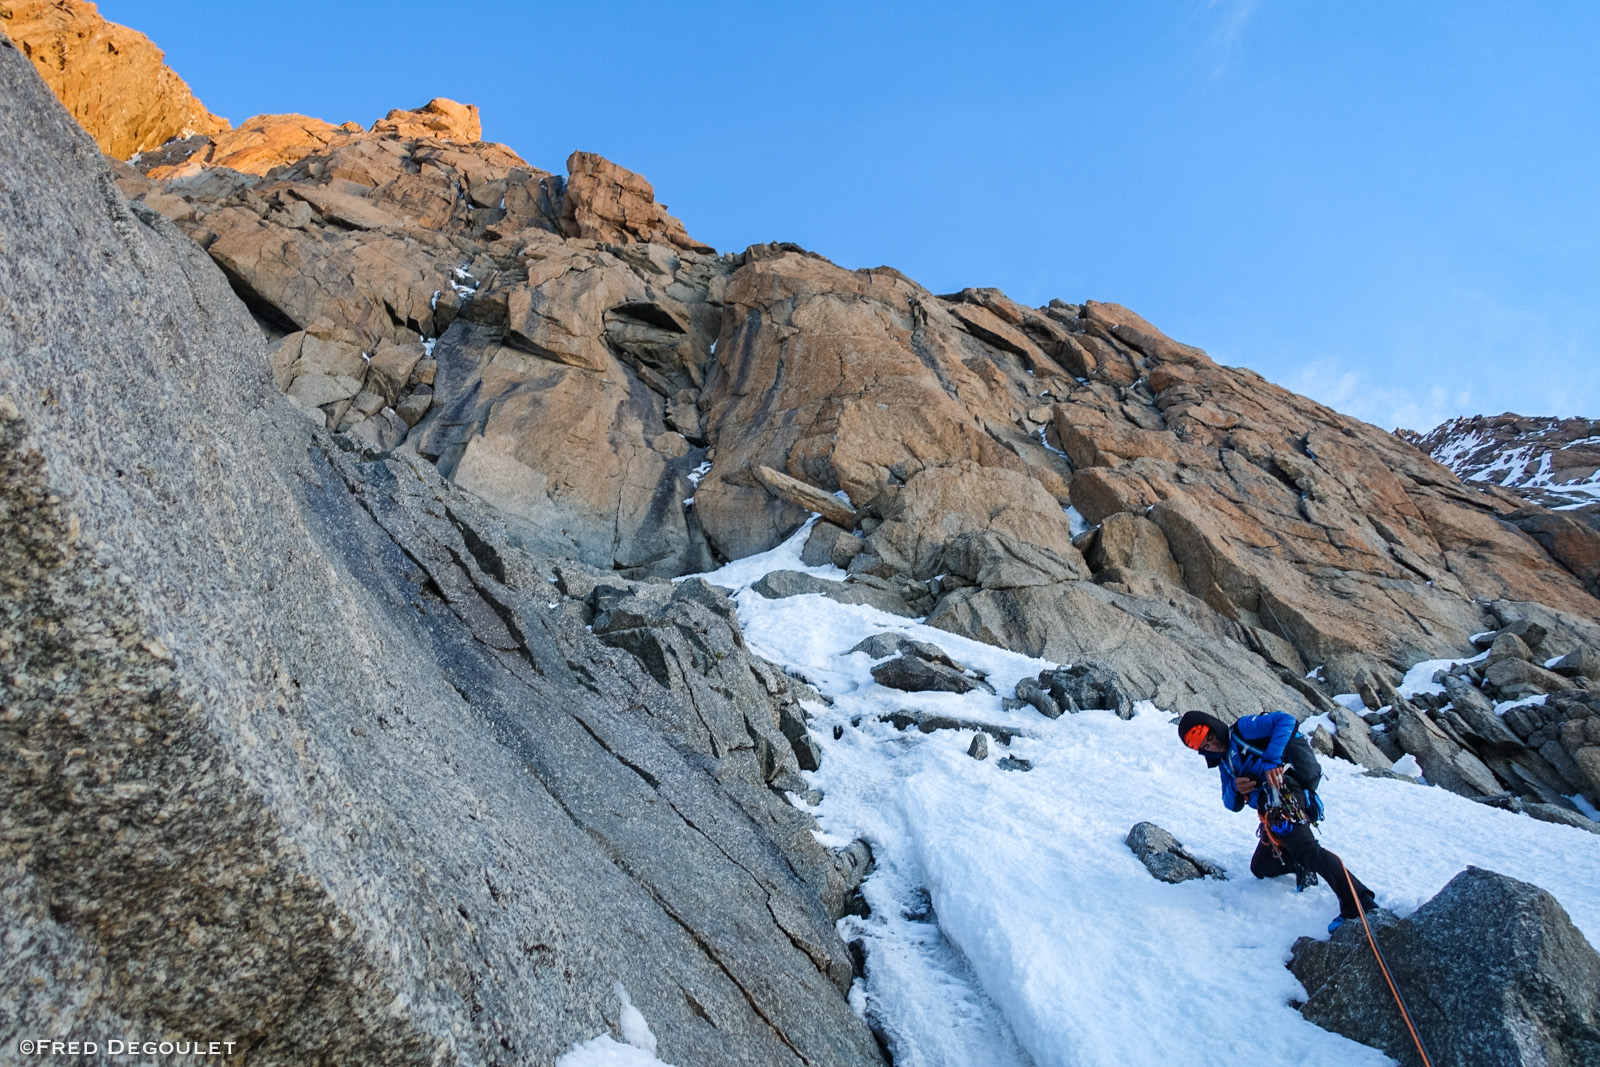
[102,0,1600,434]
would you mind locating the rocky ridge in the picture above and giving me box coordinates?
[110,123,1600,714]
[1,0,228,157]
[1404,414,1600,598]
[5,3,1600,1063]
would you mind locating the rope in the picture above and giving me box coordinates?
[1339,859,1435,1067]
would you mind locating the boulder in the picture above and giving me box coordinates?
[1484,657,1572,700]
[1495,617,1551,651]
[1485,630,1533,663]
[1551,646,1600,681]
[1289,867,1600,1066]
[756,465,857,528]
[871,654,991,696]
[1125,822,1225,884]
[1039,662,1136,719]
[1440,674,1525,751]
[848,633,962,670]
[967,733,989,760]
[801,521,864,568]
[1328,707,1398,773]
[1014,676,1064,719]
[1523,803,1600,834]
[750,569,917,617]
[1560,717,1600,801]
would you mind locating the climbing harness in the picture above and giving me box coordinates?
[1339,858,1436,1067]
[1256,782,1309,848]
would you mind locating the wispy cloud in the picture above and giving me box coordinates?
[1283,361,1475,434]
[1201,0,1262,75]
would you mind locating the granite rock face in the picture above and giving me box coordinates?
[0,41,880,1066]
[1,0,229,157]
[1289,867,1600,1067]
[14,8,1600,1062]
[75,10,1598,710]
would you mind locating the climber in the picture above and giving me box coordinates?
[1178,710,1377,933]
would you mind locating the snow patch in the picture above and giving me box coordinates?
[1397,651,1487,699]
[555,983,673,1067]
[1301,712,1335,736]
[1391,753,1423,778]
[1494,694,1547,716]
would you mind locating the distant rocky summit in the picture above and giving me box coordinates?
[4,3,1600,1065]
[1404,414,1600,596]
[1406,413,1600,513]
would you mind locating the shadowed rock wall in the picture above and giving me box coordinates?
[0,37,880,1067]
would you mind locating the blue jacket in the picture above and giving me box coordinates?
[1203,711,1297,813]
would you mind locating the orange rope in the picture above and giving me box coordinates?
[1339,860,1434,1067]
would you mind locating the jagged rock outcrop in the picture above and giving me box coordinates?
[50,0,1589,716]
[559,150,713,253]
[0,40,880,1066]
[1,0,228,157]
[109,89,720,577]
[1289,867,1600,1066]
[133,97,487,179]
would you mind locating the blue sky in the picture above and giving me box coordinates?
[103,1,1598,432]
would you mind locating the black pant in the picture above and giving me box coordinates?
[1250,822,1375,920]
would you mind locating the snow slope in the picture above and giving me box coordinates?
[694,525,1600,1067]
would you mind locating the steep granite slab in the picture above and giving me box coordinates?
[0,39,879,1067]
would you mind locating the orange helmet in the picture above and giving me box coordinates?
[1182,724,1210,750]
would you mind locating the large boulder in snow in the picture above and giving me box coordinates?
[871,653,993,696]
[1289,867,1600,1067]
[750,568,917,617]
[1039,662,1135,719]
